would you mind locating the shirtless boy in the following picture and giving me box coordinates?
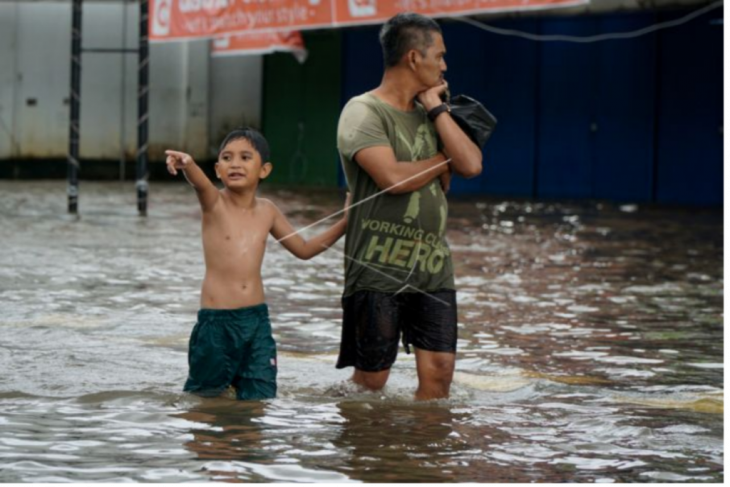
[166,127,348,400]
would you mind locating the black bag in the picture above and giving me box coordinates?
[448,94,497,149]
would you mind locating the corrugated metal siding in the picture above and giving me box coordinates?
[655,7,723,206]
[593,14,657,202]
[445,19,540,197]
[338,8,722,206]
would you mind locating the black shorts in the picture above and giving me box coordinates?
[336,289,458,372]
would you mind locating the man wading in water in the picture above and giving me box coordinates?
[335,12,483,400]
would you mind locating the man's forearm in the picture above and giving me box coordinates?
[433,115,482,178]
[389,153,450,194]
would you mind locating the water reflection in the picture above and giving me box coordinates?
[0,182,723,482]
[331,401,468,482]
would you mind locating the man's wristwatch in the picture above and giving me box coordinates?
[427,102,451,122]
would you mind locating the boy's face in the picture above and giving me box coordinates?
[215,138,272,189]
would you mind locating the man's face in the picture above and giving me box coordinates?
[415,32,447,88]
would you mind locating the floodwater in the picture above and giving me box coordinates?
[0,181,722,482]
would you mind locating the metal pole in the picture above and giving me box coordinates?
[120,0,127,181]
[136,0,149,216]
[67,0,82,214]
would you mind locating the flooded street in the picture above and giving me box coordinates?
[0,181,722,482]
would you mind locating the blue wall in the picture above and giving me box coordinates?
[655,9,723,206]
[339,8,723,206]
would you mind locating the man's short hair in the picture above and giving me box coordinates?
[379,12,442,68]
[218,127,271,162]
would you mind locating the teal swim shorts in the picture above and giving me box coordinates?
[183,304,277,400]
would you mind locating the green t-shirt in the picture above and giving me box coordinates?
[337,92,455,297]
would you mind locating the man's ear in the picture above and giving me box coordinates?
[408,50,418,71]
[259,161,273,179]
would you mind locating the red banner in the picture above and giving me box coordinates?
[333,0,588,26]
[150,0,588,41]
[212,31,307,61]
[150,0,332,41]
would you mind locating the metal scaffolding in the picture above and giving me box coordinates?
[67,0,149,216]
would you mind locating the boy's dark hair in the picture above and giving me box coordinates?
[379,12,442,68]
[218,127,271,162]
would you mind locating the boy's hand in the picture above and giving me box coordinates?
[439,165,452,194]
[165,150,195,176]
[343,192,352,222]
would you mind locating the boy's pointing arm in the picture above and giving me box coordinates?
[166,150,220,211]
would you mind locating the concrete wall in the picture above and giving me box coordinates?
[0,4,20,160]
[209,56,264,155]
[0,1,264,164]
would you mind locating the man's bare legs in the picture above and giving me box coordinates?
[414,348,455,400]
[352,368,390,391]
[351,349,455,400]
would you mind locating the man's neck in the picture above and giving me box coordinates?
[372,69,421,111]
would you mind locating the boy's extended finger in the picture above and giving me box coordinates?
[165,149,189,160]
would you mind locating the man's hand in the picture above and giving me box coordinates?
[439,166,452,194]
[417,80,449,111]
[418,79,483,179]
[165,150,195,176]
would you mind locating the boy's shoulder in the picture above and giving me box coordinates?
[256,196,274,206]
[255,197,280,215]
